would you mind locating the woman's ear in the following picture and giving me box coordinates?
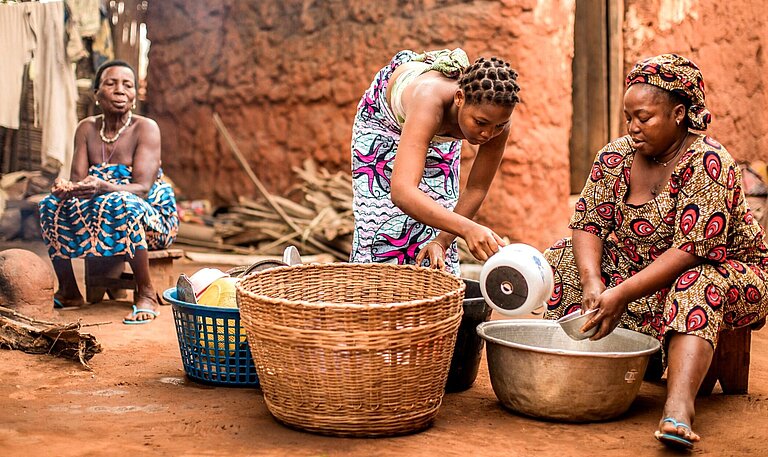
[454,89,465,108]
[674,103,686,125]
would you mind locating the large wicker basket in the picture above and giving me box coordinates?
[237,263,465,437]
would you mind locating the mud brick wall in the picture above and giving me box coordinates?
[146,0,575,250]
[624,0,768,163]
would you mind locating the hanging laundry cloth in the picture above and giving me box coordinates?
[68,0,101,37]
[27,1,79,176]
[0,1,78,176]
[91,7,114,70]
[0,3,36,129]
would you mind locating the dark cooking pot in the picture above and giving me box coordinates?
[446,278,493,392]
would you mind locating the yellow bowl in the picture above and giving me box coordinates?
[196,277,245,355]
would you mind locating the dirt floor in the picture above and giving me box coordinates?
[2,240,768,457]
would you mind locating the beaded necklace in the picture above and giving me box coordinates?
[99,111,132,144]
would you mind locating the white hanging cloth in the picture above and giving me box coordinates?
[0,1,78,177]
[29,0,79,176]
[0,3,36,130]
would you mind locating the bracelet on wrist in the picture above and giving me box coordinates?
[427,240,446,252]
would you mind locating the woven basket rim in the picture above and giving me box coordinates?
[237,262,466,309]
[248,312,461,340]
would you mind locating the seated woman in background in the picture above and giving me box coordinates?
[39,60,178,324]
[543,54,768,449]
[350,48,520,275]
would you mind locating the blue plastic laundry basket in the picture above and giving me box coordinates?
[164,287,259,387]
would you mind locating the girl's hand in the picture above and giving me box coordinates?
[70,175,105,199]
[416,240,447,270]
[581,287,627,340]
[463,223,506,261]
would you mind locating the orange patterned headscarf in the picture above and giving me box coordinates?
[625,54,711,130]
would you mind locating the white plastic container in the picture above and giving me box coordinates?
[479,243,554,316]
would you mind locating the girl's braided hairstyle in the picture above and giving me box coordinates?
[459,57,520,107]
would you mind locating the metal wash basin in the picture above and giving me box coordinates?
[477,320,661,422]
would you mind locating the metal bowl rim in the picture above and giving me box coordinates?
[476,319,661,358]
[556,308,598,324]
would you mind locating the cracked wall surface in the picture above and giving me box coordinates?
[146,1,765,250]
[146,0,575,249]
[624,0,767,163]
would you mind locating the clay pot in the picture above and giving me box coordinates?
[0,248,55,319]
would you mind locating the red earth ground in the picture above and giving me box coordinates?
[1,240,767,456]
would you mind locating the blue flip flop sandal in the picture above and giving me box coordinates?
[54,297,82,310]
[654,417,694,450]
[123,305,160,325]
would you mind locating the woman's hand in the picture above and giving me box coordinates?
[51,178,74,199]
[581,287,627,340]
[70,175,107,199]
[580,278,606,312]
[415,240,447,270]
[463,223,506,261]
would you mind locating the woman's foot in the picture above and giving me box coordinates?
[123,290,159,323]
[53,291,85,309]
[654,410,700,450]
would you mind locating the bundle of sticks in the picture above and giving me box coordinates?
[176,114,352,261]
[210,159,354,260]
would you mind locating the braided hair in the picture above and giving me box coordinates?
[458,57,520,107]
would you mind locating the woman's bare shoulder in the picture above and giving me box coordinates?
[131,114,158,127]
[390,61,422,82]
[75,115,99,136]
[131,114,160,135]
[77,115,100,128]
[408,73,457,107]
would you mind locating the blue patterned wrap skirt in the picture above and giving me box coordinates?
[38,163,179,259]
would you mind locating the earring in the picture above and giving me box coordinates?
[676,119,680,126]
[95,100,99,106]
[132,103,136,110]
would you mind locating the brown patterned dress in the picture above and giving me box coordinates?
[545,134,768,348]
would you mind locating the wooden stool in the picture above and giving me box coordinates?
[84,248,184,303]
[698,319,765,396]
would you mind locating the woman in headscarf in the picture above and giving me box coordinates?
[543,54,768,449]
[38,60,178,324]
[350,49,520,275]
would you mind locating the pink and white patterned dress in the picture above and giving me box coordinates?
[350,50,464,274]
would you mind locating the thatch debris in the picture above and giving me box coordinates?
[0,305,103,369]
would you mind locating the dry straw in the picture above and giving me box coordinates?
[237,263,465,437]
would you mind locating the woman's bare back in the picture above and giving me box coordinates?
[387,62,460,138]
